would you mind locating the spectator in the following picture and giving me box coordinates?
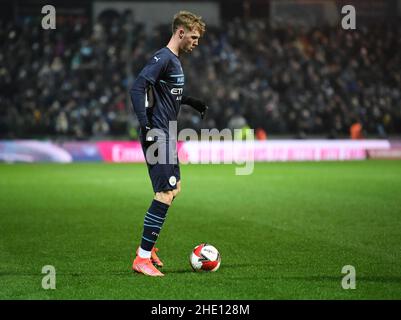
[0,16,400,139]
[350,121,363,140]
[256,128,267,140]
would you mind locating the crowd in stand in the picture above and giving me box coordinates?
[1,13,400,139]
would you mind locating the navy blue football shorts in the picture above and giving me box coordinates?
[140,135,180,193]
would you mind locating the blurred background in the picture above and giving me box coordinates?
[2,1,401,302]
[0,0,400,141]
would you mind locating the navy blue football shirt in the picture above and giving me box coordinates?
[130,47,184,137]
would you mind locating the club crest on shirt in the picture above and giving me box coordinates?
[169,176,177,186]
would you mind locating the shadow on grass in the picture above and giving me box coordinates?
[162,269,194,274]
[166,262,264,274]
[0,262,258,277]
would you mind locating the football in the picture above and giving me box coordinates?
[189,243,221,272]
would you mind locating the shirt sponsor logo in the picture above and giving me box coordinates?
[170,88,183,95]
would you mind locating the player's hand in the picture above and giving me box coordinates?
[190,98,208,119]
[183,96,208,120]
[141,123,156,148]
[200,105,208,120]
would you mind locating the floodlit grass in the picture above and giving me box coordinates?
[0,161,400,299]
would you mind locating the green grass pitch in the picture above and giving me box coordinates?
[0,160,400,299]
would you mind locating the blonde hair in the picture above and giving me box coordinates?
[172,11,206,36]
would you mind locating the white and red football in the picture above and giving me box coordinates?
[189,243,221,272]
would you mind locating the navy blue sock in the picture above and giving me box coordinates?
[140,200,170,251]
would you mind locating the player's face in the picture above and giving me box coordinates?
[180,28,201,53]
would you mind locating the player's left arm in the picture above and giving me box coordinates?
[181,95,208,120]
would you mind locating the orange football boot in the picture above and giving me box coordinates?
[136,247,164,267]
[132,256,164,277]
[150,247,164,267]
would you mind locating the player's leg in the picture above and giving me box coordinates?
[147,182,180,265]
[154,190,175,205]
[139,190,175,268]
[133,140,179,276]
[133,164,177,276]
[139,190,173,255]
[172,180,181,201]
[133,190,173,275]
[171,163,181,202]
[133,193,171,276]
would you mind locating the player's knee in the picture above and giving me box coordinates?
[172,184,181,197]
[155,191,174,205]
[177,181,181,193]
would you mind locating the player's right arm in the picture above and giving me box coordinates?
[130,54,168,128]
